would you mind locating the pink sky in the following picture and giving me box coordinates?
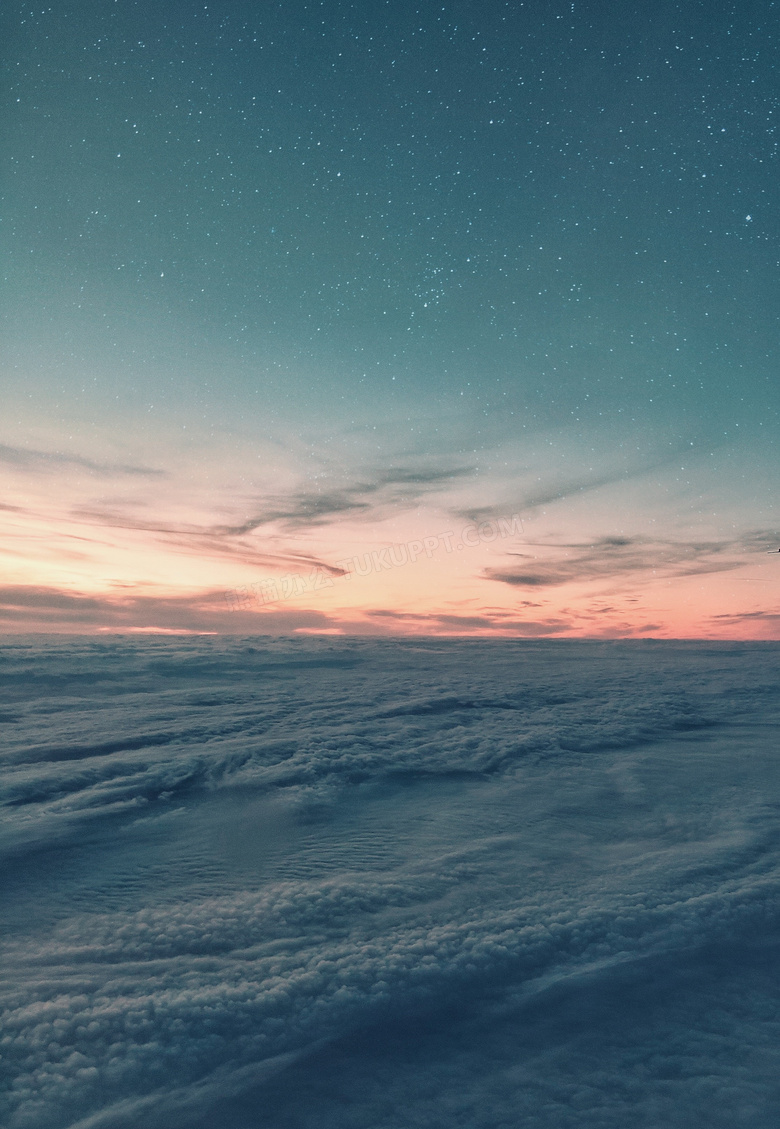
[2,421,778,638]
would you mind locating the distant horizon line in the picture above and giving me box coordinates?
[1,631,777,643]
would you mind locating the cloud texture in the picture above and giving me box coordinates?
[484,530,780,588]
[1,637,779,1127]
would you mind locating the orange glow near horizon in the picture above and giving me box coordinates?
[1,435,778,639]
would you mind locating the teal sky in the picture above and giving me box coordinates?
[2,0,779,635]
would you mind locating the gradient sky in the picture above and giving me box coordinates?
[2,0,779,636]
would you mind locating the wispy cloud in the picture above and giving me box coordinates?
[220,464,475,534]
[484,531,780,588]
[0,443,165,478]
[65,464,476,572]
[64,507,351,574]
[708,609,780,627]
[453,442,718,528]
[455,468,633,526]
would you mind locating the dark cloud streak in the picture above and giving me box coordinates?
[485,531,780,588]
[224,464,475,534]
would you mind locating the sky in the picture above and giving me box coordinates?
[1,0,779,636]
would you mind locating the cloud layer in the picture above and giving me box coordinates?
[2,638,780,1128]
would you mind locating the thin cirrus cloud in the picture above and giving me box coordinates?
[450,436,736,532]
[484,531,780,588]
[62,507,352,575]
[217,464,476,535]
[69,463,475,546]
[709,610,780,628]
[455,472,631,527]
[0,442,165,478]
[452,450,691,528]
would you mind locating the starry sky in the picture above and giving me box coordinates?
[2,0,779,636]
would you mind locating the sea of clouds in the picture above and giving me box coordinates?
[1,636,779,1128]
